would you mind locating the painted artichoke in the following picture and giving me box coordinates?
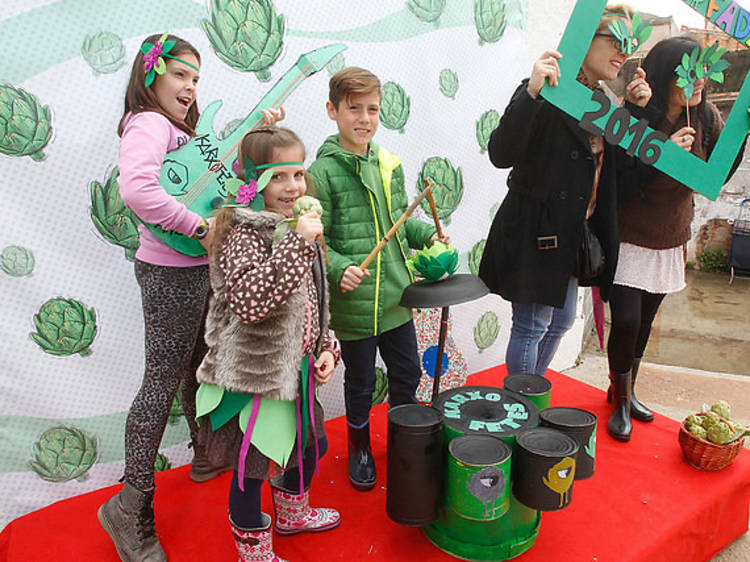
[0,84,53,161]
[219,117,243,140]
[468,239,486,276]
[417,156,464,225]
[490,202,500,219]
[90,167,140,261]
[474,311,499,353]
[408,241,458,282]
[474,0,507,45]
[81,31,126,75]
[168,394,184,425]
[326,52,346,77]
[372,367,388,406]
[476,109,500,154]
[439,68,459,99]
[201,0,285,82]
[29,426,98,482]
[154,453,172,472]
[406,0,446,23]
[1,245,35,277]
[380,81,410,134]
[30,297,97,356]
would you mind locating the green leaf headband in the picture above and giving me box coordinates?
[140,32,200,87]
[607,12,652,55]
[221,158,305,210]
[675,41,729,100]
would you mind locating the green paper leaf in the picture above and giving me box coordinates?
[256,168,273,191]
[144,71,155,88]
[224,177,243,197]
[711,72,725,84]
[154,58,166,75]
[140,42,153,55]
[162,40,176,54]
[676,77,689,88]
[689,46,699,68]
[681,52,690,69]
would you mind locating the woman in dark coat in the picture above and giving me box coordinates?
[479,5,638,377]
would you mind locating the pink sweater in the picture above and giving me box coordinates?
[118,111,208,266]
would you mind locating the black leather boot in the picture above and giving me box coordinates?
[607,359,654,422]
[347,423,376,491]
[629,358,654,422]
[607,370,632,442]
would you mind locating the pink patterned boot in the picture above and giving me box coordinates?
[230,513,287,562]
[271,487,341,536]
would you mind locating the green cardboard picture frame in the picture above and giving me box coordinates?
[540,0,750,200]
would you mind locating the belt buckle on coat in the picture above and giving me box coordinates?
[537,235,558,250]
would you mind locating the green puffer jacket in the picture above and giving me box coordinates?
[309,135,435,341]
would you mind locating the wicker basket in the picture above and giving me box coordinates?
[678,414,745,471]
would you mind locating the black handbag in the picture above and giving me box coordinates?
[575,221,605,282]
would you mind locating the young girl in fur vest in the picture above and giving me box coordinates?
[195,126,341,561]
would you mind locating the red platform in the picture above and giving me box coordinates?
[2,366,749,561]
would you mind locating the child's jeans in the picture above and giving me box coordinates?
[341,320,421,427]
[505,277,578,376]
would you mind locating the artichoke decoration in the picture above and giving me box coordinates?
[219,117,243,140]
[273,196,324,245]
[154,453,172,472]
[90,167,140,261]
[408,241,458,282]
[326,52,346,77]
[476,109,500,154]
[371,367,388,406]
[489,202,500,219]
[468,239,486,276]
[474,311,499,353]
[1,245,35,277]
[0,84,53,161]
[439,68,459,99]
[675,41,728,100]
[380,81,410,134]
[202,0,285,82]
[607,12,652,56]
[30,297,98,356]
[474,0,507,45]
[168,394,184,425]
[416,156,464,225]
[29,426,98,482]
[406,0,446,24]
[81,31,127,75]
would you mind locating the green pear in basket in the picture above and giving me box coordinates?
[408,241,458,282]
[273,196,324,246]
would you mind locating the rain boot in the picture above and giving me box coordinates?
[606,359,654,422]
[347,423,376,491]
[629,358,654,422]
[97,482,167,561]
[230,513,287,562]
[607,369,632,442]
[271,487,340,535]
[189,441,232,483]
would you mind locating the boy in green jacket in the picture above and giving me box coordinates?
[309,67,448,490]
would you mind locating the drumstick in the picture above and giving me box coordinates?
[423,179,444,240]
[359,186,432,271]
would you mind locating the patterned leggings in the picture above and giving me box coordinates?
[124,260,210,491]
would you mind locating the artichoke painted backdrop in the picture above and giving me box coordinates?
[439,68,459,99]
[380,81,410,133]
[89,168,140,261]
[468,239,486,276]
[0,84,53,161]
[476,109,500,153]
[417,156,464,225]
[474,0,507,45]
[1,245,35,277]
[202,0,285,82]
[81,32,126,75]
[406,0,446,24]
[474,311,500,353]
[30,298,98,357]
[29,426,98,483]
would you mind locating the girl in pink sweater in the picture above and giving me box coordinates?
[97,32,280,560]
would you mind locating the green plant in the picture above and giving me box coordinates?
[696,248,729,272]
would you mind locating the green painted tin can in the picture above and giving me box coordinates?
[503,374,552,411]
[446,435,511,521]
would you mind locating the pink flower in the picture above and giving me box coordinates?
[143,43,163,72]
[235,181,258,205]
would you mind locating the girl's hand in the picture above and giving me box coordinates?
[340,265,370,293]
[295,212,322,243]
[430,231,451,245]
[527,50,562,99]
[670,126,696,152]
[625,67,652,107]
[313,351,336,384]
[261,106,285,126]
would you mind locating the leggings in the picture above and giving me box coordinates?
[229,437,329,529]
[607,284,666,374]
[124,260,210,491]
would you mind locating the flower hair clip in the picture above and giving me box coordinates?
[140,31,200,87]
[234,181,258,205]
[220,157,304,211]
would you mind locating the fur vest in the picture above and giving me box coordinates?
[196,208,329,400]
